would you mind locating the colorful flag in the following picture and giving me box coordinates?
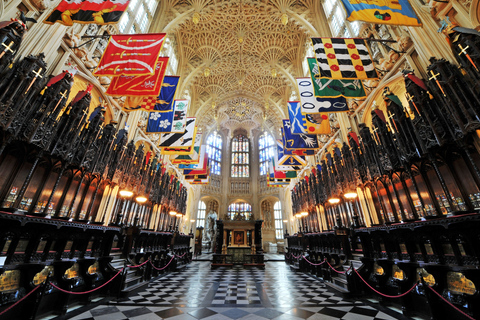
[296,78,348,114]
[160,127,198,155]
[93,34,166,76]
[152,76,179,112]
[288,101,331,135]
[276,140,306,168]
[282,120,320,150]
[307,57,366,98]
[178,146,205,168]
[172,144,203,165]
[183,156,208,175]
[340,0,421,26]
[44,0,130,26]
[269,159,297,179]
[106,57,168,97]
[188,177,210,185]
[312,38,378,79]
[146,100,189,133]
[158,118,196,148]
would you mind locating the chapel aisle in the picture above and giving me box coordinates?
[67,261,416,320]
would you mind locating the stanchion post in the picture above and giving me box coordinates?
[29,272,51,320]
[419,272,435,319]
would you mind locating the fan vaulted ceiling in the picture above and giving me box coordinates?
[154,0,324,136]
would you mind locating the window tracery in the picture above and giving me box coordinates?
[231,135,249,178]
[259,133,275,176]
[207,131,222,175]
[227,202,252,221]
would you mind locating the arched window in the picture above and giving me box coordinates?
[118,0,158,34]
[228,202,252,220]
[259,133,275,175]
[231,135,249,178]
[322,0,359,37]
[196,201,206,228]
[274,201,283,239]
[207,132,222,175]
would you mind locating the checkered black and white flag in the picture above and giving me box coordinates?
[312,38,378,80]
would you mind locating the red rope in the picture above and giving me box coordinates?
[326,260,351,274]
[354,269,418,299]
[176,253,187,258]
[0,284,41,317]
[127,259,149,268]
[291,254,302,260]
[427,285,475,320]
[50,268,124,295]
[149,256,175,271]
[303,256,326,266]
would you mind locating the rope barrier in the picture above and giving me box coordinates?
[127,260,149,268]
[0,285,41,317]
[149,256,175,271]
[291,254,302,260]
[326,260,350,274]
[175,252,187,258]
[427,285,475,320]
[353,269,418,299]
[303,256,326,266]
[50,268,124,295]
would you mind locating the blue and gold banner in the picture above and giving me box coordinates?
[340,0,421,26]
[153,75,179,112]
[282,119,320,150]
[288,101,331,135]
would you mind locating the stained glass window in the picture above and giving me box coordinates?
[196,201,206,228]
[227,202,252,220]
[274,202,283,239]
[231,135,249,178]
[207,131,222,175]
[259,133,275,176]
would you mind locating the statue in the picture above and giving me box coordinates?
[204,211,217,252]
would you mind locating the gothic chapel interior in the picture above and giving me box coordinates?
[0,0,479,319]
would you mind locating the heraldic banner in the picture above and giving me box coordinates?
[312,37,378,80]
[44,0,131,26]
[106,57,169,96]
[340,0,421,27]
[94,33,166,76]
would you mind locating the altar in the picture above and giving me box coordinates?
[214,220,264,267]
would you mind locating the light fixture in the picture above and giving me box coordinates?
[135,196,147,203]
[328,197,341,204]
[119,190,133,197]
[169,211,177,216]
[176,213,182,218]
[283,220,288,223]
[295,213,301,218]
[301,212,308,216]
[344,191,358,199]
[190,219,195,223]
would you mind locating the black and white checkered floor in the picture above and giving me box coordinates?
[69,262,414,320]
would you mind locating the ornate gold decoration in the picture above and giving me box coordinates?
[192,12,201,24]
[373,262,384,276]
[281,13,288,25]
[447,272,476,295]
[0,270,20,292]
[65,263,80,279]
[33,266,54,285]
[88,261,100,275]
[204,67,211,77]
[392,265,404,281]
[416,268,435,287]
